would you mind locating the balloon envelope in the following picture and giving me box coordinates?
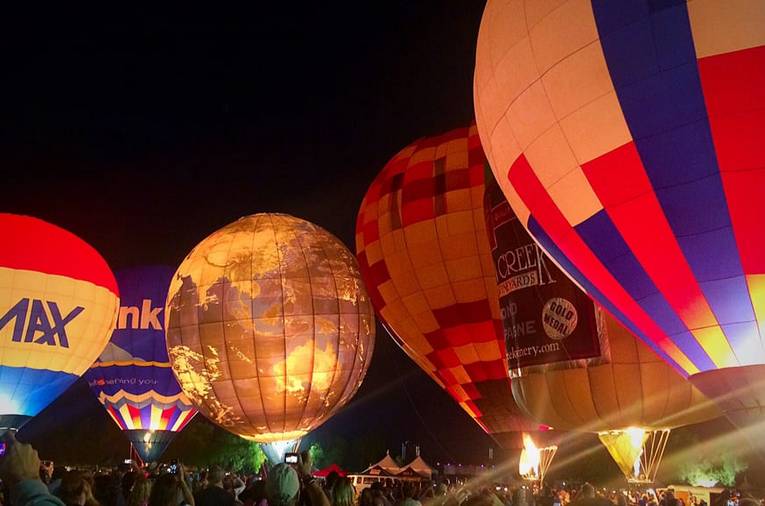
[474,0,765,444]
[0,214,119,429]
[165,214,375,443]
[484,170,719,432]
[356,125,543,448]
[486,170,719,482]
[85,266,197,461]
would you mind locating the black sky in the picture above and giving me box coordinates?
[5,2,504,465]
[3,3,483,262]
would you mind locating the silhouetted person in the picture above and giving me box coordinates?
[331,478,354,506]
[324,472,340,503]
[148,465,193,506]
[0,432,66,506]
[193,467,233,506]
[537,487,555,506]
[661,492,678,506]
[571,484,609,506]
[396,483,421,506]
[371,483,392,506]
[239,480,267,506]
[57,472,95,506]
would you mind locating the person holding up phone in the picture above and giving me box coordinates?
[38,461,53,487]
[148,462,194,506]
[0,432,65,506]
[265,453,330,506]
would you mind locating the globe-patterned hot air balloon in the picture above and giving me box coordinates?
[85,266,196,462]
[356,124,546,450]
[484,169,719,483]
[165,214,375,463]
[0,214,119,430]
[474,0,765,450]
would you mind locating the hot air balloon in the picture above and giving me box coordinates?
[85,266,197,462]
[356,124,546,451]
[484,169,719,483]
[0,213,119,430]
[165,214,375,463]
[474,0,765,450]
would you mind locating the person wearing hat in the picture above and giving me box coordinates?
[267,458,330,506]
[267,464,302,506]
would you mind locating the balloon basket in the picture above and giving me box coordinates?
[599,428,670,484]
[261,439,300,467]
[518,433,557,486]
[126,429,176,463]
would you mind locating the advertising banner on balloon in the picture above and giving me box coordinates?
[483,168,601,370]
[85,266,195,436]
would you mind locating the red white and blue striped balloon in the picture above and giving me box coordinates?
[474,0,765,440]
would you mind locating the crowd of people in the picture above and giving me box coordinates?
[0,434,760,506]
[0,433,330,506]
[351,481,763,506]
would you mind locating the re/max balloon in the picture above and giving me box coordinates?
[86,266,196,462]
[0,213,119,430]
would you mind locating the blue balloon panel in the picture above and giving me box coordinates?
[85,266,195,434]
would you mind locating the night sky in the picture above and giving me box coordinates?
[4,2,497,466]
[3,3,754,481]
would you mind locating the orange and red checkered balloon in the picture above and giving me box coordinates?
[356,125,543,447]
